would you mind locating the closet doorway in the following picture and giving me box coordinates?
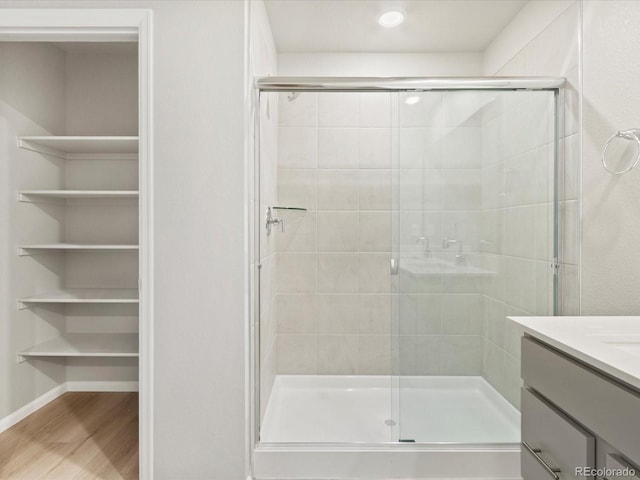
[0,10,152,480]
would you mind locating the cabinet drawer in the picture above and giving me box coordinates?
[522,337,640,463]
[605,454,640,480]
[522,388,594,480]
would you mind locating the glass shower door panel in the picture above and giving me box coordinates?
[394,90,451,443]
[395,89,557,444]
[258,90,398,444]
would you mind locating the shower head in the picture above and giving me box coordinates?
[287,92,300,102]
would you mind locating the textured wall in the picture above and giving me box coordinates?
[581,0,640,315]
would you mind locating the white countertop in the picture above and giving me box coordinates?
[508,316,640,391]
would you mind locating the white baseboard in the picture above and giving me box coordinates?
[0,380,139,434]
[0,384,66,434]
[66,381,139,392]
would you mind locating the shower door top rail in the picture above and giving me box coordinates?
[255,76,565,92]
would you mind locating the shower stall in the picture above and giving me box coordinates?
[250,76,565,479]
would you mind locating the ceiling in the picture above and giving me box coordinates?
[264,0,527,53]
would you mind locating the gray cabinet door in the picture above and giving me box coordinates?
[522,388,595,480]
[522,336,640,463]
[604,454,640,480]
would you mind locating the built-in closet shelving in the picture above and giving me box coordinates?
[19,190,139,201]
[17,135,140,359]
[18,288,139,307]
[19,243,139,255]
[17,333,139,361]
[18,136,138,157]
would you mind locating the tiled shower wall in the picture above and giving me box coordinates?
[271,89,561,394]
[274,92,493,376]
[395,91,485,376]
[479,91,556,408]
[481,1,581,409]
[275,92,394,375]
[258,91,278,417]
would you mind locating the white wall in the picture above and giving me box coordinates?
[0,41,67,421]
[147,3,246,478]
[581,0,640,314]
[279,52,482,76]
[483,0,576,76]
[0,2,248,479]
[65,50,138,135]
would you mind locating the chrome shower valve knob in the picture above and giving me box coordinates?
[265,206,285,235]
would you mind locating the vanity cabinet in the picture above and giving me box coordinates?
[521,388,595,480]
[521,336,640,480]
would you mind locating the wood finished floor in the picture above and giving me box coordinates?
[0,392,138,480]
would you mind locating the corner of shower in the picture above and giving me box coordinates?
[249,76,568,480]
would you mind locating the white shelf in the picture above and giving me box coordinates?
[18,288,139,308]
[17,136,139,159]
[18,243,139,256]
[18,190,139,201]
[17,333,139,361]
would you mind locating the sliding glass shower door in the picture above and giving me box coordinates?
[256,82,559,447]
[393,89,558,443]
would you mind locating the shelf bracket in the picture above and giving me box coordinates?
[16,355,26,364]
[17,248,47,257]
[17,300,28,310]
[17,247,49,256]
[16,192,64,205]
[17,139,66,160]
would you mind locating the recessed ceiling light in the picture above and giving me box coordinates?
[405,95,420,105]
[378,10,405,28]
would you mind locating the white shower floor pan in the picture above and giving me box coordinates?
[261,375,520,443]
[254,375,521,480]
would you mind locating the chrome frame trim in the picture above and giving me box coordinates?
[255,76,565,91]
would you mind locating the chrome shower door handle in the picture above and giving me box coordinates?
[390,258,399,275]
